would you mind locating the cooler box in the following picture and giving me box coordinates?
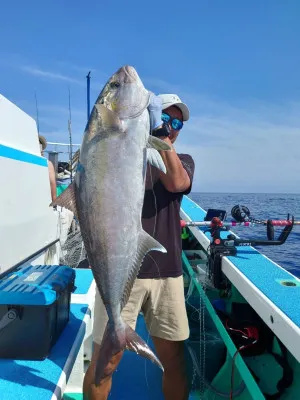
[0,264,75,360]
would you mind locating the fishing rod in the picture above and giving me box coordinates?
[181,203,300,229]
[230,204,300,226]
[181,219,300,228]
[181,202,298,243]
[68,86,73,183]
[86,71,91,122]
[181,206,296,290]
[182,215,294,245]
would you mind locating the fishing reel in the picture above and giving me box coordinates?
[182,205,296,290]
[231,204,296,240]
[231,205,251,223]
[205,213,295,290]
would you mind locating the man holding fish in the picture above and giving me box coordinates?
[52,65,194,400]
[84,89,195,399]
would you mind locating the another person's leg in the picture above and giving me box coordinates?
[145,276,190,400]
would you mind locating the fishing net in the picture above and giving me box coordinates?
[59,222,87,268]
[54,204,87,269]
[184,259,228,398]
[185,267,208,395]
[54,150,88,269]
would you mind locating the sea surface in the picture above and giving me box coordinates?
[189,193,300,277]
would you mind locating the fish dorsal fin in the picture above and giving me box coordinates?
[147,135,172,151]
[121,231,166,309]
[147,148,166,174]
[71,149,80,174]
[50,181,78,219]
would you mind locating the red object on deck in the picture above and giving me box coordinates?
[211,217,223,227]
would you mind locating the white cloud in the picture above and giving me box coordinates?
[143,77,182,94]
[55,61,98,74]
[20,66,84,85]
[175,96,300,193]
[36,76,300,193]
[38,105,86,118]
[14,64,299,193]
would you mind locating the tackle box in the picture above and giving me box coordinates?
[0,264,75,360]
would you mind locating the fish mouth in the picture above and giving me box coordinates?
[95,65,150,120]
[116,65,138,84]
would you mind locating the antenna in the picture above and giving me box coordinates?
[35,92,40,134]
[68,86,73,182]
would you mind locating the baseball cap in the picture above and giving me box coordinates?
[157,94,190,122]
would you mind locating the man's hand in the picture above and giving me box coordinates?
[148,92,163,131]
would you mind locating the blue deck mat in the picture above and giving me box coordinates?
[182,195,300,328]
[0,303,89,400]
[109,314,199,400]
[110,315,164,400]
[72,269,94,295]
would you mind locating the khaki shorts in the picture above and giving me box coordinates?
[93,276,189,344]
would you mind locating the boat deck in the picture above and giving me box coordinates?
[2,195,300,399]
[181,195,300,364]
[0,268,200,400]
[78,316,199,400]
[0,303,89,399]
[0,269,93,400]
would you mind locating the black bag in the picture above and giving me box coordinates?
[216,303,293,399]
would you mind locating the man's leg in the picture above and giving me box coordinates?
[145,276,190,400]
[152,336,189,400]
[83,343,123,400]
[83,279,149,399]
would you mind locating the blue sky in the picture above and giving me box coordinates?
[1,0,299,193]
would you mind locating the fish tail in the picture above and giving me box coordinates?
[95,321,163,385]
[124,323,164,370]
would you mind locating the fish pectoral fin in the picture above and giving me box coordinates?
[95,104,122,130]
[147,148,167,174]
[138,230,167,255]
[95,321,163,386]
[147,135,172,151]
[50,181,78,219]
[121,231,166,309]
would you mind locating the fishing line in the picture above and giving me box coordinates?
[149,163,158,239]
[143,135,165,389]
[143,253,163,390]
[143,159,165,389]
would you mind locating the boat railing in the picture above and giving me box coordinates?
[46,141,81,155]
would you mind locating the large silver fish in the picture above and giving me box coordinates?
[52,65,171,384]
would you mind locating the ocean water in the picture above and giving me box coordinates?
[189,193,300,277]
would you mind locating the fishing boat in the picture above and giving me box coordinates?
[0,93,299,400]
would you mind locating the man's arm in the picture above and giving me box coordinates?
[157,137,191,193]
[147,92,193,193]
[48,160,57,201]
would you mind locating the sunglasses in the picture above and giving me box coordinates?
[161,112,183,131]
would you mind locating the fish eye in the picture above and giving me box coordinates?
[110,81,120,88]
